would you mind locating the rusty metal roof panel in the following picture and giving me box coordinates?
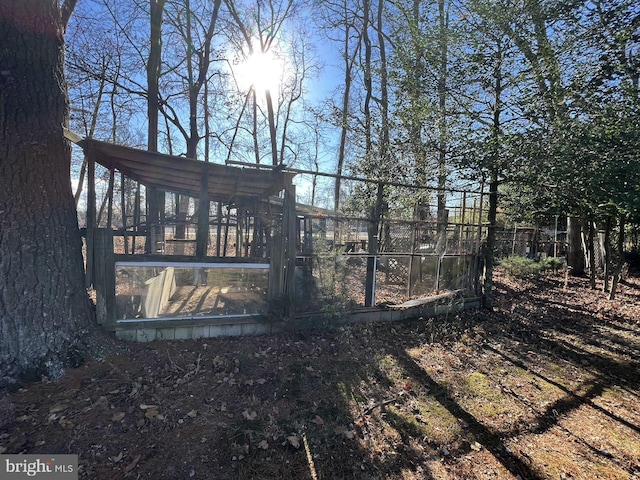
[76,138,293,203]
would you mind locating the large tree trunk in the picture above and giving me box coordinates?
[0,0,94,386]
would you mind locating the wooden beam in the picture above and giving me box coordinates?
[284,185,297,300]
[86,145,96,287]
[94,228,116,325]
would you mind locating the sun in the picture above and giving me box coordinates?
[236,48,286,96]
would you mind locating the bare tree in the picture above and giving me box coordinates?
[146,0,167,252]
[223,0,298,166]
[161,0,222,252]
[315,0,363,212]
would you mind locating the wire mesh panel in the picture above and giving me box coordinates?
[494,227,546,259]
[375,255,411,305]
[379,222,413,253]
[298,192,482,310]
[295,253,367,310]
[298,251,480,309]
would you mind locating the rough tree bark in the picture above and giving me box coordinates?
[566,216,585,275]
[0,0,94,387]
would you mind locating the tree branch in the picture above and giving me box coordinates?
[61,0,78,31]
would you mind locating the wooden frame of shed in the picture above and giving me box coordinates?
[67,132,485,342]
[67,132,298,336]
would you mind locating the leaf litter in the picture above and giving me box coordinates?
[0,270,639,479]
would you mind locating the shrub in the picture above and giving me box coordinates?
[540,256,565,272]
[499,255,565,278]
[625,249,640,274]
[499,256,543,278]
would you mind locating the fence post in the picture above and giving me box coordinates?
[284,184,297,301]
[86,145,96,287]
[94,228,116,327]
[365,183,383,307]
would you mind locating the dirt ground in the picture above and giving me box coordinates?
[1,269,639,479]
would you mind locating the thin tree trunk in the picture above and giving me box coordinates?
[334,20,360,213]
[146,0,167,253]
[435,0,449,254]
[482,39,505,309]
[567,216,584,275]
[251,89,260,164]
[609,212,626,300]
[588,219,596,289]
[74,73,106,205]
[196,72,212,258]
[165,0,220,249]
[362,0,372,155]
[376,0,390,168]
[265,88,279,166]
[603,216,611,292]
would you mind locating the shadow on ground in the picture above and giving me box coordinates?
[1,272,639,479]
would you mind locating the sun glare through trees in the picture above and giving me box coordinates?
[235,46,288,97]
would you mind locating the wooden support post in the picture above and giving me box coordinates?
[365,183,383,307]
[132,182,140,254]
[196,164,210,258]
[216,202,222,257]
[244,213,250,257]
[223,206,231,257]
[408,205,419,297]
[121,173,128,255]
[365,206,378,307]
[94,228,116,326]
[251,202,264,258]
[86,145,96,287]
[303,216,313,258]
[236,208,243,257]
[146,187,162,254]
[268,237,283,301]
[476,188,484,254]
[285,185,297,300]
[268,184,297,312]
[269,208,285,301]
[460,192,467,252]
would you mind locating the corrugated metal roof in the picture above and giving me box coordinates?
[72,135,293,204]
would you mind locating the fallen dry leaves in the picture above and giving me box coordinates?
[0,270,639,479]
